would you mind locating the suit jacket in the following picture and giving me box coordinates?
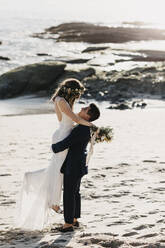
[52,125,90,178]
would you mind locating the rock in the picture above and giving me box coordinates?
[0,56,10,61]
[1,58,165,102]
[107,103,131,110]
[140,102,147,108]
[0,41,2,45]
[33,22,165,44]
[82,46,109,53]
[64,58,90,64]
[48,67,96,96]
[36,53,51,56]
[0,61,66,99]
[54,68,95,85]
[96,91,106,101]
[131,101,147,109]
[55,63,165,102]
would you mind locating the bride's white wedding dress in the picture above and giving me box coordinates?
[16,97,73,230]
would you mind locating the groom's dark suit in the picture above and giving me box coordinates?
[52,124,90,224]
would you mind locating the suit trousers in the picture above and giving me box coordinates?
[63,173,81,224]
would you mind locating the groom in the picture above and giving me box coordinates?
[52,103,100,232]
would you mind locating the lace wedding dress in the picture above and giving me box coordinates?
[16,97,73,230]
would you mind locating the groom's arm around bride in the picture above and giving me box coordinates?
[52,124,90,177]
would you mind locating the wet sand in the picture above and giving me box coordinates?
[0,99,165,247]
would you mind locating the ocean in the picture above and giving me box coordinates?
[1,14,165,76]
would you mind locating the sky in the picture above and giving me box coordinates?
[0,0,165,24]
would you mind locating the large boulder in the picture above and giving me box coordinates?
[0,61,66,99]
[52,67,96,87]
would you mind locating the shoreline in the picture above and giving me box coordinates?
[0,94,165,117]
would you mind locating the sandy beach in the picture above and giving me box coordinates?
[1,2,165,245]
[0,98,165,247]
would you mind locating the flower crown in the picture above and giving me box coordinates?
[61,86,85,96]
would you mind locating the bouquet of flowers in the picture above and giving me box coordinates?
[90,126,114,144]
[87,126,113,164]
[96,126,113,143]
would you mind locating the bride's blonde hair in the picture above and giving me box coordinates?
[51,78,85,108]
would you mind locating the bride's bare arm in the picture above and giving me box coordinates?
[58,98,92,127]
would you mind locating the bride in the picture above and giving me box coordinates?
[16,78,93,231]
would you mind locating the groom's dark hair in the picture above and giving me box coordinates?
[88,103,100,121]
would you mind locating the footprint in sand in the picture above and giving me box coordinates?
[133,224,148,230]
[153,187,165,192]
[130,215,140,220]
[104,166,113,170]
[122,231,139,237]
[1,200,16,205]
[107,220,132,226]
[148,210,159,214]
[156,219,165,223]
[79,237,124,247]
[137,233,158,239]
[130,241,146,246]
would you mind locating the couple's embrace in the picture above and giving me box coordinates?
[16,78,100,232]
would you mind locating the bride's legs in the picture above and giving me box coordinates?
[52,205,63,214]
[52,205,59,212]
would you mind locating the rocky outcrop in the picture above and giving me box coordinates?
[0,56,10,61]
[0,61,165,102]
[108,103,131,110]
[32,22,165,44]
[0,62,66,99]
[82,64,165,101]
[107,100,147,110]
[0,62,96,99]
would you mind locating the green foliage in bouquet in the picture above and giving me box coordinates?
[96,127,114,143]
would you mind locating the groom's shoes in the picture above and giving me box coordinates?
[58,226,74,233]
[73,221,79,228]
[57,221,79,232]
